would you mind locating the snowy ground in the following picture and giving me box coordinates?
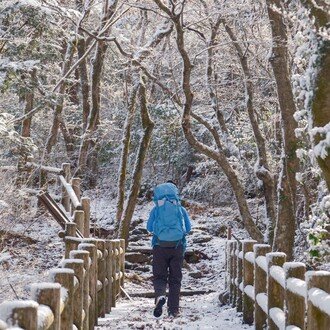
[0,188,252,329]
[97,294,251,330]
[93,196,251,329]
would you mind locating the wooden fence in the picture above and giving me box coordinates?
[226,237,330,329]
[0,162,126,329]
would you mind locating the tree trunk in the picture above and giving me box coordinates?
[152,3,263,241]
[115,84,139,227]
[224,23,276,243]
[119,78,155,246]
[21,69,36,138]
[266,0,299,259]
[45,41,74,153]
[77,1,118,180]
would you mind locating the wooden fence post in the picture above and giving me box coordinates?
[0,301,38,330]
[74,210,85,236]
[60,259,84,329]
[81,197,90,238]
[65,236,82,259]
[79,241,98,328]
[227,240,234,301]
[231,241,238,307]
[242,240,257,325]
[71,177,81,200]
[30,282,61,330]
[105,240,112,313]
[284,262,306,329]
[111,240,118,307]
[114,240,121,298]
[96,239,106,318]
[70,250,90,330]
[49,268,75,329]
[306,270,330,330]
[254,244,271,329]
[120,239,125,293]
[236,240,243,312]
[225,229,232,290]
[61,163,71,212]
[267,252,286,330]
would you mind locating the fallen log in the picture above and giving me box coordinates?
[129,289,216,298]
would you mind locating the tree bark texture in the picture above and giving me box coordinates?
[45,41,75,154]
[152,1,263,242]
[266,0,299,259]
[77,0,119,179]
[224,22,276,243]
[119,78,155,246]
[21,69,36,138]
[115,84,139,227]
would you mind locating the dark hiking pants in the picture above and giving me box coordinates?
[152,245,184,313]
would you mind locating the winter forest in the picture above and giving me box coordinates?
[0,0,329,329]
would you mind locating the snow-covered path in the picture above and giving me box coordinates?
[93,201,252,329]
[96,293,251,329]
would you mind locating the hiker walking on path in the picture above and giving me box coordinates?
[147,181,192,318]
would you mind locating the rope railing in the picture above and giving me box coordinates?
[226,230,330,329]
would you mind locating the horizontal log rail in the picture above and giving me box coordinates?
[0,162,123,329]
[226,230,330,330]
[0,222,126,330]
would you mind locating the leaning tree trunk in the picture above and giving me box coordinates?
[224,22,276,243]
[266,0,299,260]
[45,41,74,154]
[119,78,155,246]
[115,84,139,227]
[152,1,263,242]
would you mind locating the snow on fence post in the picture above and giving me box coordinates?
[284,262,306,329]
[69,250,90,330]
[65,237,82,259]
[0,300,38,329]
[267,252,286,330]
[231,241,238,307]
[30,282,61,330]
[254,244,271,329]
[242,240,257,325]
[111,240,117,308]
[81,197,90,238]
[71,177,81,207]
[0,319,7,329]
[61,163,71,212]
[49,268,75,329]
[105,240,113,313]
[60,259,84,329]
[96,239,106,319]
[74,210,85,236]
[306,270,330,330]
[120,239,125,293]
[78,242,97,329]
[236,240,243,312]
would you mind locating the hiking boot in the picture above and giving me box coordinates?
[168,309,179,318]
[153,296,166,317]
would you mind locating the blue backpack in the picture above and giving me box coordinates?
[153,183,185,243]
